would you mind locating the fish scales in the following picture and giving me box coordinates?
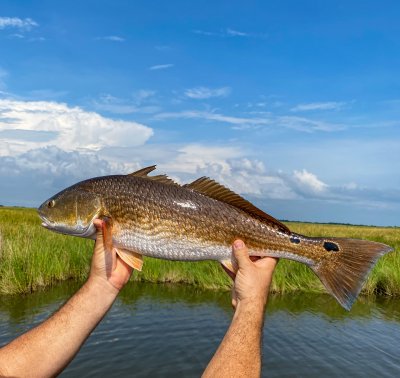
[88,176,296,260]
[38,166,393,310]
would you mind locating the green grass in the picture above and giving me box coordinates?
[0,207,91,295]
[0,207,399,296]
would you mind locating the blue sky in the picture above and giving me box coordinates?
[0,0,399,226]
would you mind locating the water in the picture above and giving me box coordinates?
[1,282,399,377]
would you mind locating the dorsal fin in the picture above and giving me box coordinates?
[184,177,290,234]
[128,165,157,177]
[148,174,179,186]
[127,165,179,186]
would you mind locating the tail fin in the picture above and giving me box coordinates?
[311,238,393,310]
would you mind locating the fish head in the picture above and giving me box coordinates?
[38,185,102,238]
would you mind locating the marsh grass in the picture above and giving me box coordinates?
[0,207,398,296]
[0,207,92,294]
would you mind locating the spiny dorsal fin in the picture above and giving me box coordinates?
[184,177,290,234]
[127,165,157,177]
[127,165,179,186]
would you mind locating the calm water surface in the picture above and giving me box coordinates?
[1,282,399,377]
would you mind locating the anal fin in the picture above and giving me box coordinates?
[115,247,144,271]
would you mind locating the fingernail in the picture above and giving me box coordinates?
[233,240,244,249]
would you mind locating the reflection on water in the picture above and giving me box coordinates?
[1,282,399,377]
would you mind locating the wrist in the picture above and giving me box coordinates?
[237,297,266,310]
[233,298,265,332]
[235,297,266,319]
[240,291,267,307]
[85,275,120,300]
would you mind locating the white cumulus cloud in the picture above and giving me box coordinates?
[160,144,242,175]
[0,99,153,156]
[156,145,297,200]
[293,169,328,193]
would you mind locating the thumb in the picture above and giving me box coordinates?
[232,240,251,268]
[93,219,103,236]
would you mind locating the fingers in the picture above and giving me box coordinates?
[232,239,278,272]
[232,239,251,269]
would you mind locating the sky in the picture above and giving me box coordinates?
[0,0,399,226]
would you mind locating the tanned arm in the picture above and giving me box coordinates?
[203,240,278,378]
[0,220,133,378]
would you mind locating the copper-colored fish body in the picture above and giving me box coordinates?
[38,166,393,310]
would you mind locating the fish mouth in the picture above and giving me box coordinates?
[38,213,52,228]
[38,214,66,234]
[38,213,95,238]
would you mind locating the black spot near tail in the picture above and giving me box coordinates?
[323,241,339,252]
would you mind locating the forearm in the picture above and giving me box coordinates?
[0,278,118,378]
[203,299,265,378]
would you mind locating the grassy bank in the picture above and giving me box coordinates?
[0,207,399,296]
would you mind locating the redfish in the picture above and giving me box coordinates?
[38,166,392,310]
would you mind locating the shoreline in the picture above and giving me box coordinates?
[0,207,399,297]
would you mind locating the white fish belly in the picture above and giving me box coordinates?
[113,227,315,266]
[114,228,231,261]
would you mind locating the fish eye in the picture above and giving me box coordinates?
[47,200,55,208]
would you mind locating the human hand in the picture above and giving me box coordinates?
[88,219,133,294]
[230,240,278,309]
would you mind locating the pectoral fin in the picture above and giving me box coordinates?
[115,247,144,271]
[102,217,114,254]
[101,217,117,276]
